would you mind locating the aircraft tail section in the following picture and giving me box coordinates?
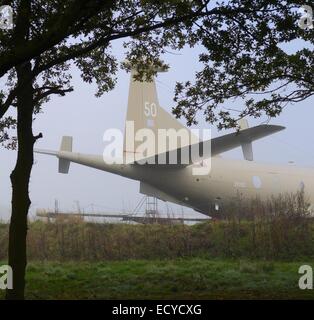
[34,136,72,174]
[238,119,253,161]
[124,67,196,163]
[58,136,72,174]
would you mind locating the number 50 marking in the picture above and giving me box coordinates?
[144,102,157,117]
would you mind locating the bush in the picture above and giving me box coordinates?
[0,192,313,261]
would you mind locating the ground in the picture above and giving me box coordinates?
[1,258,314,300]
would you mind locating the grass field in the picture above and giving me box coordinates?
[1,258,314,300]
[1,202,314,300]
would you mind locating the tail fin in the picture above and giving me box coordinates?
[238,119,253,161]
[59,136,72,173]
[123,68,195,163]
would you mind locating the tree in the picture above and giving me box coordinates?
[0,0,218,300]
[0,0,310,299]
[173,1,314,129]
[0,0,115,77]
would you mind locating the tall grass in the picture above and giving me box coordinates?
[0,192,313,261]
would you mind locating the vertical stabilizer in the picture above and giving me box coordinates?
[238,119,253,161]
[59,136,72,173]
[124,68,195,163]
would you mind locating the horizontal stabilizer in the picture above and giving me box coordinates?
[34,149,58,156]
[35,136,73,174]
[134,124,285,165]
[211,124,284,156]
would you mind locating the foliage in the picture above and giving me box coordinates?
[1,0,312,147]
[0,0,206,147]
[0,192,313,261]
[173,0,314,129]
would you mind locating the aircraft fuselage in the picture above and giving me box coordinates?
[55,151,314,216]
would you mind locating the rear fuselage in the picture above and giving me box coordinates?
[61,151,314,216]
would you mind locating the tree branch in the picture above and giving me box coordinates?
[33,87,74,104]
[0,0,113,77]
[33,5,263,77]
[33,132,43,142]
[0,87,18,119]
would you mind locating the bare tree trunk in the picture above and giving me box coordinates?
[6,61,35,300]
